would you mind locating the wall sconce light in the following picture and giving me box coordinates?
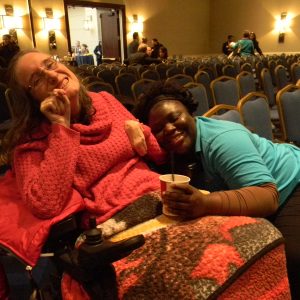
[43,8,59,50]
[131,14,143,33]
[2,15,23,29]
[277,12,291,43]
[43,17,60,31]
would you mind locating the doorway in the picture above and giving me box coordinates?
[64,1,126,63]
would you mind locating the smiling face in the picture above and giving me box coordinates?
[148,100,196,155]
[15,52,81,117]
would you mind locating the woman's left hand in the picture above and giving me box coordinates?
[125,120,147,156]
[162,184,209,219]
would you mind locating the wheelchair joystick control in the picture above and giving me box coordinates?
[84,216,103,245]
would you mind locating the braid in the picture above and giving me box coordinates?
[133,81,198,123]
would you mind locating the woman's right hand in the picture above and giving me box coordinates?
[40,89,71,128]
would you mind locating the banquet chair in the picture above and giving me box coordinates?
[276,84,300,145]
[81,75,103,85]
[155,63,170,81]
[237,92,273,140]
[198,65,216,81]
[236,71,256,98]
[275,64,290,90]
[184,82,209,116]
[203,104,242,124]
[115,72,137,101]
[194,70,214,107]
[240,62,253,73]
[183,65,198,78]
[267,59,277,85]
[86,81,115,95]
[255,60,264,89]
[165,74,194,87]
[222,64,238,78]
[210,75,240,106]
[166,65,182,78]
[0,83,10,124]
[141,69,160,81]
[290,62,300,84]
[131,79,155,102]
[97,69,117,92]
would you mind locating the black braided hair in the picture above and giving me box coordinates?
[132,80,198,124]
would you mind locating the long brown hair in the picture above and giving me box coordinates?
[0,49,94,163]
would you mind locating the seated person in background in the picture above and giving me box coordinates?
[150,38,163,58]
[139,37,148,49]
[0,34,20,67]
[0,50,165,230]
[127,80,300,299]
[81,43,89,55]
[250,32,263,56]
[222,34,234,56]
[124,45,161,65]
[158,46,168,61]
[231,30,254,57]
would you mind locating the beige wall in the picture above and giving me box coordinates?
[210,0,300,55]
[124,0,210,56]
[1,0,300,57]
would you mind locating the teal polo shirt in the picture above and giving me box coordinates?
[195,117,300,205]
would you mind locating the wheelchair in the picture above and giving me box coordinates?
[0,200,145,300]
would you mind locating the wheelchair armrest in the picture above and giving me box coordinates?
[43,214,83,252]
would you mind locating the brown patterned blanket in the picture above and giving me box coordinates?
[62,193,290,299]
[112,216,289,299]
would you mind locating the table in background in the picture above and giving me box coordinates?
[76,55,95,66]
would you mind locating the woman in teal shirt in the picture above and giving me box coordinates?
[129,81,300,298]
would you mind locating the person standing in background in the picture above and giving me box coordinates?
[232,30,254,57]
[127,32,139,58]
[222,35,234,56]
[250,32,263,56]
[0,34,20,67]
[94,41,103,65]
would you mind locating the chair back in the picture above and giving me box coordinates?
[184,82,209,116]
[276,84,300,144]
[97,69,117,91]
[203,104,242,124]
[131,79,155,102]
[141,69,160,81]
[166,66,182,78]
[275,64,290,90]
[155,63,170,81]
[260,68,276,107]
[238,92,273,140]
[222,64,238,78]
[240,63,253,73]
[86,81,115,95]
[165,74,194,87]
[0,83,10,123]
[236,71,256,98]
[290,62,300,84]
[210,75,240,106]
[194,70,213,107]
[81,76,103,85]
[115,72,137,99]
[183,65,198,78]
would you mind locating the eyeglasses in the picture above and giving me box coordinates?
[27,58,58,91]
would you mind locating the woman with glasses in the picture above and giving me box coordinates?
[0,49,166,224]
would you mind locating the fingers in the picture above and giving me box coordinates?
[124,120,147,156]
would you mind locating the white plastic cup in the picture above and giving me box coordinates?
[159,174,191,217]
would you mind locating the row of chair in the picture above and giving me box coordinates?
[202,84,300,146]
